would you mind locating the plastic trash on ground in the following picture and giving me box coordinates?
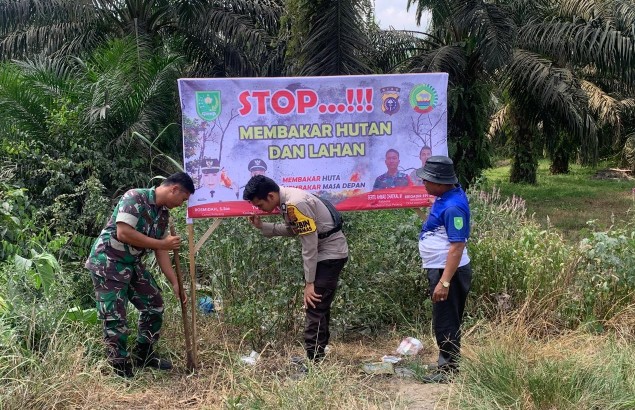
[197,296,215,314]
[381,355,402,364]
[240,350,260,365]
[362,361,394,375]
[395,337,423,355]
[394,367,416,378]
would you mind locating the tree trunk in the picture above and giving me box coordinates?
[549,147,569,174]
[510,117,538,184]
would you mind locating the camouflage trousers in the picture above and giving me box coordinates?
[90,266,164,364]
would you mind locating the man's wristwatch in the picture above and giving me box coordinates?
[440,280,450,288]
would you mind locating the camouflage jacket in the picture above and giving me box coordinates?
[85,187,169,277]
[372,172,412,190]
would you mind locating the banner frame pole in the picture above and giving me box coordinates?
[187,218,224,369]
[187,222,198,367]
[413,207,427,221]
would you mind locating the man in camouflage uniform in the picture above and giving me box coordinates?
[85,172,194,378]
[373,148,413,189]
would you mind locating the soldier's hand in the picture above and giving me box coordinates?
[172,282,187,304]
[247,215,263,229]
[162,235,181,250]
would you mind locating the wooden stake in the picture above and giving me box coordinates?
[170,221,195,371]
[188,223,198,366]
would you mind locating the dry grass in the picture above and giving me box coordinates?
[1,311,451,410]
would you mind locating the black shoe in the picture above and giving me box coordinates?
[133,344,173,370]
[111,361,134,378]
[421,371,448,384]
[421,367,456,384]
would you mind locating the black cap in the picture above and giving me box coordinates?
[247,158,267,172]
[416,156,458,184]
[201,158,220,174]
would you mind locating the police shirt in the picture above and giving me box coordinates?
[418,185,470,269]
[259,187,349,283]
[85,187,169,279]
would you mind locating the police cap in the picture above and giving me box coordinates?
[247,158,267,172]
[201,158,220,174]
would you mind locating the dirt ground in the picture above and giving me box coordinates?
[377,378,451,409]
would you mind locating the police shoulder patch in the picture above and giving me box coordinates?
[286,204,317,235]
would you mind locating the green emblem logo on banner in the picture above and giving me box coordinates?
[453,217,464,230]
[196,91,221,121]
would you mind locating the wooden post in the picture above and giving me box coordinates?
[413,208,427,221]
[170,221,195,371]
[187,222,198,367]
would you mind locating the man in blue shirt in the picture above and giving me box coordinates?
[417,156,472,383]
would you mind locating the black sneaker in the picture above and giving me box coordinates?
[111,361,134,378]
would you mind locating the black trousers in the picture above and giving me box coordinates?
[305,257,348,361]
[426,263,472,370]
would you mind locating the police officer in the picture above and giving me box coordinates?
[247,158,267,176]
[243,176,348,363]
[239,159,268,198]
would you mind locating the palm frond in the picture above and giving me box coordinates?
[406,45,467,83]
[366,29,421,73]
[488,104,509,140]
[580,80,626,131]
[518,20,635,87]
[174,0,277,77]
[300,0,372,76]
[455,0,516,73]
[407,0,453,28]
[0,0,104,60]
[612,0,635,35]
[506,49,597,163]
[555,0,607,22]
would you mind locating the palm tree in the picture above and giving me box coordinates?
[401,0,516,185]
[282,0,372,76]
[0,36,184,234]
[0,0,283,77]
[491,0,635,181]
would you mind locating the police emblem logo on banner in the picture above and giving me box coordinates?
[380,86,400,116]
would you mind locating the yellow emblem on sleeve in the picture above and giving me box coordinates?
[286,205,317,235]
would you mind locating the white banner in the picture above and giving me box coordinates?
[178,73,448,218]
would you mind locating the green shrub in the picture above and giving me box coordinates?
[468,188,569,306]
[572,223,635,321]
[192,208,428,349]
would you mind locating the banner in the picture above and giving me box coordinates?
[179,73,448,218]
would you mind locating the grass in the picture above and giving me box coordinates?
[455,320,635,410]
[481,159,635,240]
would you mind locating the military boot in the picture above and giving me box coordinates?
[133,343,173,370]
[110,360,134,378]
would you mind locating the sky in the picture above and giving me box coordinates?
[373,0,430,32]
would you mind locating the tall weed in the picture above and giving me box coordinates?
[456,324,635,409]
